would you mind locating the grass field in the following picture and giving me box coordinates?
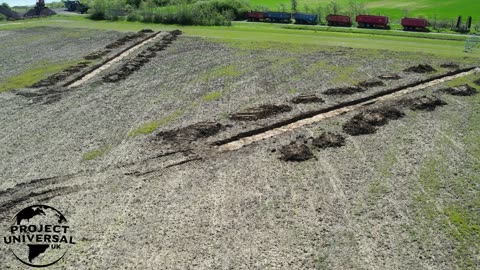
[249,0,480,21]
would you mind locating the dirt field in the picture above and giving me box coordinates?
[0,26,479,269]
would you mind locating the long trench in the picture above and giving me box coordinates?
[216,67,480,151]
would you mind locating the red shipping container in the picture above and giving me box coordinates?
[401,18,428,28]
[327,14,352,26]
[356,15,389,28]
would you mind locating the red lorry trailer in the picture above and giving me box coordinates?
[401,18,428,31]
[326,14,352,27]
[356,15,389,29]
[246,11,265,22]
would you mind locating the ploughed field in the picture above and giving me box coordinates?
[0,26,479,269]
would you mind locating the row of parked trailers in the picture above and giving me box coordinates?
[247,12,472,32]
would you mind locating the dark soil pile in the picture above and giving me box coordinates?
[84,50,110,60]
[140,29,154,33]
[312,132,346,149]
[103,31,181,83]
[343,118,376,136]
[401,96,447,111]
[343,107,405,136]
[105,32,145,49]
[441,85,477,96]
[279,143,314,162]
[404,64,436,73]
[357,80,385,88]
[440,63,460,69]
[230,105,292,121]
[24,7,56,17]
[324,86,365,95]
[378,74,401,80]
[156,122,224,143]
[474,79,480,86]
[31,62,90,88]
[291,94,324,104]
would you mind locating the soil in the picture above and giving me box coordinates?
[343,106,405,136]
[401,95,447,111]
[84,50,111,60]
[31,62,91,88]
[279,143,314,162]
[440,84,477,96]
[343,118,377,136]
[140,29,154,33]
[474,78,480,86]
[103,31,181,83]
[291,94,324,104]
[357,80,385,88]
[324,86,365,95]
[312,132,346,149]
[230,104,292,121]
[156,122,224,143]
[105,32,146,49]
[440,63,460,69]
[404,64,437,73]
[378,74,401,80]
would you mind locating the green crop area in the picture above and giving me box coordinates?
[249,0,480,20]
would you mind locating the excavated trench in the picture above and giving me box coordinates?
[215,67,480,151]
[65,31,173,88]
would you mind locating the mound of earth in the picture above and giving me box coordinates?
[140,29,154,33]
[84,50,110,60]
[343,118,377,136]
[312,132,346,149]
[357,80,385,88]
[343,106,405,136]
[474,79,480,86]
[378,74,401,80]
[105,32,146,49]
[156,122,224,143]
[441,85,477,96]
[279,143,314,162]
[291,94,324,104]
[440,63,460,69]
[404,64,436,73]
[31,62,91,88]
[230,105,292,121]
[324,86,365,95]
[402,96,447,111]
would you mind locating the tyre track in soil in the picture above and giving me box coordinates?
[214,67,480,151]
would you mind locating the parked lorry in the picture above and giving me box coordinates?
[326,14,352,27]
[356,15,389,29]
[246,11,265,22]
[293,13,318,25]
[264,12,292,23]
[401,18,428,31]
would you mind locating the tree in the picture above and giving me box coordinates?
[1,2,10,9]
[346,0,365,18]
[291,0,297,13]
[327,0,341,15]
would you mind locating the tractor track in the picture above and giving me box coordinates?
[65,31,166,88]
[215,67,480,151]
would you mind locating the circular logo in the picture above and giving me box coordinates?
[3,205,76,267]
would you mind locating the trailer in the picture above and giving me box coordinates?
[293,13,318,25]
[246,11,265,22]
[326,14,352,27]
[356,15,389,29]
[264,12,291,23]
[401,18,428,31]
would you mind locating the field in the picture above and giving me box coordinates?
[0,14,479,269]
[249,0,480,20]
